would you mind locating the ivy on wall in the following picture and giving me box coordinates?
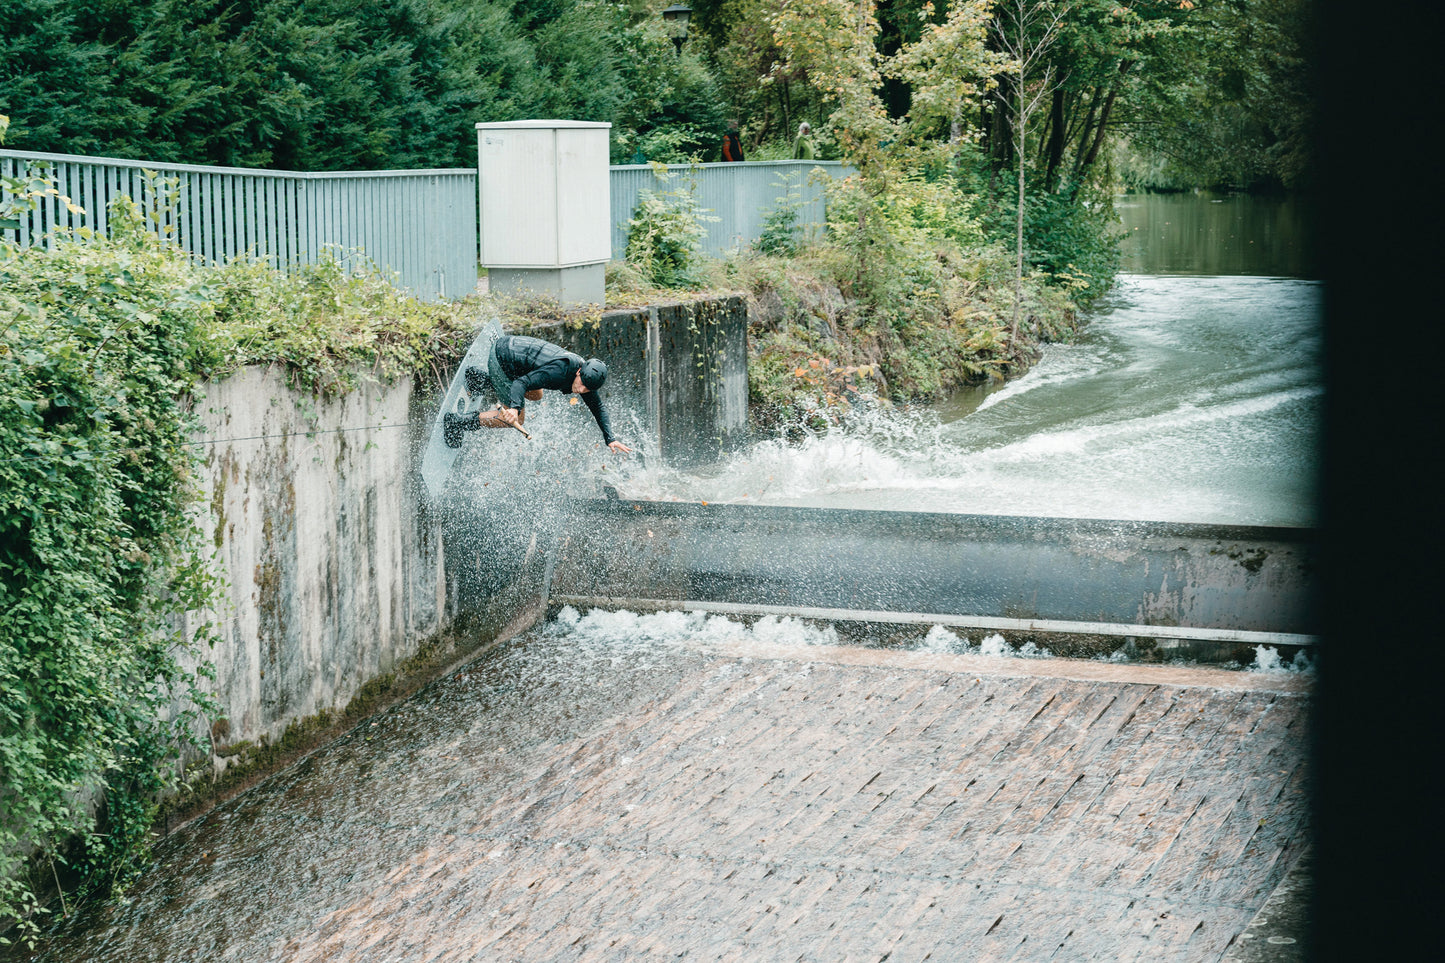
[1,146,478,944]
[0,162,225,942]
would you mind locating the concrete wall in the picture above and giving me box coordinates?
[546,501,1319,641]
[562,295,749,468]
[183,291,749,763]
[186,366,449,755]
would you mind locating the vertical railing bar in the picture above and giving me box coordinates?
[284,176,295,267]
[187,170,202,258]
[349,176,359,265]
[266,175,278,266]
[232,172,244,262]
[175,169,188,255]
[251,170,262,260]
[220,173,232,262]
[220,171,231,263]
[255,173,264,264]
[396,175,407,286]
[357,175,368,273]
[57,162,72,235]
[317,177,327,267]
[295,175,304,266]
[336,177,347,268]
[403,175,415,294]
[91,162,105,240]
[198,173,211,263]
[230,172,241,260]
[212,171,223,263]
[362,176,370,269]
[378,175,391,282]
[316,176,327,267]
[295,177,307,267]
[320,177,332,267]
[273,176,284,266]
[432,173,442,299]
[304,176,316,267]
[96,164,113,240]
[2,156,20,247]
[279,176,292,266]
[326,175,335,267]
[245,171,257,260]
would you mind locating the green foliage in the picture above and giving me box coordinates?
[1119,0,1313,191]
[203,251,477,396]
[756,171,806,256]
[0,185,221,942]
[624,164,719,289]
[0,165,477,940]
[724,239,1080,432]
[609,15,729,164]
[974,169,1122,297]
[0,1,730,172]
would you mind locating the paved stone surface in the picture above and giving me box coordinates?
[1222,847,1311,962]
[283,648,1310,961]
[11,629,1310,962]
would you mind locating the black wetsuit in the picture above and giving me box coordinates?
[492,335,616,444]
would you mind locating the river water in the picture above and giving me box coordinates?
[630,191,1321,528]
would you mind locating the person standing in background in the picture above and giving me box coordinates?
[792,122,815,160]
[721,120,745,162]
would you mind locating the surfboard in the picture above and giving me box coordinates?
[420,319,508,498]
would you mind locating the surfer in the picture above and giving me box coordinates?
[443,334,634,454]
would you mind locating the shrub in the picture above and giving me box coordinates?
[0,163,478,942]
[624,164,718,289]
[1,187,221,942]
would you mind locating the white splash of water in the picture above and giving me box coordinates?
[977,633,1011,657]
[917,625,967,653]
[1249,644,1314,674]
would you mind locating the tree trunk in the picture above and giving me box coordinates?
[1043,87,1066,191]
[1073,86,1117,189]
[1071,89,1100,179]
[1071,61,1132,195]
[1012,96,1025,343]
[779,79,792,141]
[989,76,1014,171]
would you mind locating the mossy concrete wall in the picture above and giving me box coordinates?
[186,366,453,767]
[179,293,749,787]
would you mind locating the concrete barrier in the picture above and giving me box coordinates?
[539,499,1318,656]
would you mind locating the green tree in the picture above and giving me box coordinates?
[1118,0,1313,191]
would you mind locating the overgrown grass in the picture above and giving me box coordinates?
[203,251,479,396]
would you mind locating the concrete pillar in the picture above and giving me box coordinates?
[476,120,611,307]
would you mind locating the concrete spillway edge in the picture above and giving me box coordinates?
[550,596,1319,648]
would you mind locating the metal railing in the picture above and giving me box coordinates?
[4,148,855,299]
[609,160,852,258]
[1,149,478,301]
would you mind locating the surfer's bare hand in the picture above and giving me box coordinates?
[607,440,634,455]
[498,407,519,426]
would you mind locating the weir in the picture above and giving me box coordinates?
[6,292,1320,961]
[443,496,1317,663]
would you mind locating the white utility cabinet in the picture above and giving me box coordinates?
[476,119,611,306]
